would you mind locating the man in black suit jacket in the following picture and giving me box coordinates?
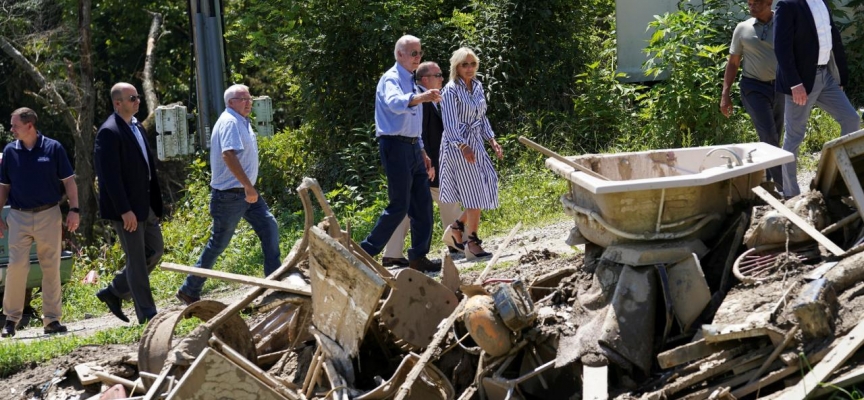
[774,0,860,197]
[93,82,165,324]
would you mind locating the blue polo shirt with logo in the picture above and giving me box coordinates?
[0,133,74,209]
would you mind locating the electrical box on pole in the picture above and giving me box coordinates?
[155,104,194,160]
[251,96,274,137]
[190,0,228,149]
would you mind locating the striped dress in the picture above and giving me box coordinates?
[439,78,499,210]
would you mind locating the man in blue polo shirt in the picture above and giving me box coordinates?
[175,84,281,305]
[359,35,442,273]
[0,107,79,337]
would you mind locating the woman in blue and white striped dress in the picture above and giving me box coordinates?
[439,47,504,259]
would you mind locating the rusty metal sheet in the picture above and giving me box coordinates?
[166,348,287,400]
[379,268,458,350]
[308,226,386,356]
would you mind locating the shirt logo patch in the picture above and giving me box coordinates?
[38,156,50,162]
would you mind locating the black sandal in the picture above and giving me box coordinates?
[464,233,492,260]
[442,220,466,252]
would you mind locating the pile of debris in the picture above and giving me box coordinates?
[18,131,864,400]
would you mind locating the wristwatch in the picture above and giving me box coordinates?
[69,207,80,213]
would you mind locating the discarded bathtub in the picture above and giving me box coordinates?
[545,143,794,247]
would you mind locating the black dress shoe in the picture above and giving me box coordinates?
[1,320,16,338]
[409,257,442,273]
[44,321,68,334]
[381,257,410,267]
[96,288,130,323]
[176,290,200,306]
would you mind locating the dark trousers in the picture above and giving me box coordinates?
[361,137,433,260]
[740,77,785,191]
[108,208,164,323]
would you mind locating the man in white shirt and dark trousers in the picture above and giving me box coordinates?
[774,0,861,198]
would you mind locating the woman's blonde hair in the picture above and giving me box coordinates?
[449,47,479,83]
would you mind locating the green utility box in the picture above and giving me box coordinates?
[0,206,74,294]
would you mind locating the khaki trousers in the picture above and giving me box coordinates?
[3,206,63,325]
[384,187,463,258]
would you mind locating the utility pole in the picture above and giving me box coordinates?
[189,0,227,148]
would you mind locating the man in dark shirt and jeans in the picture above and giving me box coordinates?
[0,107,79,337]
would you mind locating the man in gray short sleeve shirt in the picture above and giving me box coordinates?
[720,0,784,193]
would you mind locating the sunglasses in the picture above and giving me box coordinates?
[408,50,424,58]
[460,61,478,68]
[127,95,143,102]
[231,97,254,103]
[423,73,444,78]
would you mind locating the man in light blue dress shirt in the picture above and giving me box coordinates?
[360,35,442,272]
[177,84,281,304]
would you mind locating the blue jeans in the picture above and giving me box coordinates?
[740,77,785,191]
[179,189,281,297]
[360,137,433,260]
[781,68,861,197]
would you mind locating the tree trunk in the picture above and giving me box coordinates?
[75,0,97,243]
[142,11,163,117]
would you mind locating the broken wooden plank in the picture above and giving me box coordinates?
[811,364,864,397]
[702,323,785,347]
[778,319,864,399]
[74,363,101,386]
[160,262,311,296]
[308,226,386,357]
[751,186,845,256]
[657,339,738,369]
[834,147,864,222]
[583,365,608,400]
[166,348,288,400]
[747,325,800,385]
[732,345,830,398]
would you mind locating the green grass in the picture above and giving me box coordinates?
[0,315,205,379]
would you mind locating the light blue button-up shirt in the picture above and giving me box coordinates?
[210,108,258,190]
[374,62,424,149]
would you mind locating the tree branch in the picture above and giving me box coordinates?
[0,35,77,132]
[142,10,163,117]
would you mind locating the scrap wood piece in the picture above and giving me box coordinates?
[75,363,102,386]
[731,344,830,399]
[393,223,522,400]
[657,339,740,369]
[832,146,864,221]
[811,363,864,397]
[648,346,772,399]
[160,262,311,296]
[702,323,785,347]
[777,319,864,400]
[751,186,845,256]
[308,225,386,357]
[166,347,289,400]
[746,325,800,386]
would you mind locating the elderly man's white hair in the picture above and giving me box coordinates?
[393,35,421,60]
[223,84,250,106]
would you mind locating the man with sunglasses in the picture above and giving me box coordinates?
[383,61,463,265]
[721,0,785,194]
[774,0,860,198]
[360,35,442,272]
[176,84,281,305]
[94,82,164,324]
